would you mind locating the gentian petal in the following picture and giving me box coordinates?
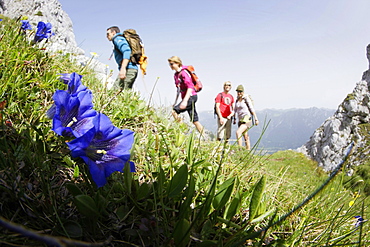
[52,90,96,138]
[67,72,86,95]
[66,113,135,187]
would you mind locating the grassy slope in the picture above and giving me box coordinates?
[0,16,369,246]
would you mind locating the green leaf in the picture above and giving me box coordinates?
[179,175,195,219]
[123,161,132,193]
[137,182,150,200]
[249,176,266,221]
[250,208,275,224]
[168,164,188,198]
[63,220,83,238]
[173,218,190,247]
[65,183,83,197]
[74,195,100,218]
[186,132,195,165]
[73,165,79,178]
[63,155,75,167]
[225,196,240,221]
[213,177,235,211]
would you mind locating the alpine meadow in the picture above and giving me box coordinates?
[0,15,369,247]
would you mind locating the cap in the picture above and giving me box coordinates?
[224,81,232,86]
[236,85,244,92]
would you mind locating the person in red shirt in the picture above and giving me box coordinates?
[215,81,235,141]
[168,56,203,133]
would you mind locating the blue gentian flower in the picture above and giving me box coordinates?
[59,73,72,84]
[66,113,135,188]
[52,89,97,138]
[47,73,86,119]
[353,216,364,228]
[67,72,86,95]
[20,20,32,31]
[33,21,53,43]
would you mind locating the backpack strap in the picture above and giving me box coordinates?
[244,96,253,114]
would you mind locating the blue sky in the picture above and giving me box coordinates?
[59,0,370,112]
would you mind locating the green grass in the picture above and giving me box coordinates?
[0,16,369,246]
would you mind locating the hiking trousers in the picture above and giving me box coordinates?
[115,68,138,89]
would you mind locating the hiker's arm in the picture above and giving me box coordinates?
[116,38,132,80]
[228,102,235,120]
[215,102,225,125]
[180,88,192,109]
[119,59,130,79]
[252,112,259,126]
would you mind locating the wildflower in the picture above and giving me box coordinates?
[59,73,72,84]
[20,20,32,31]
[66,72,86,95]
[66,113,135,188]
[353,216,364,228]
[33,21,53,43]
[52,89,97,138]
[47,73,86,119]
[0,19,2,21]
[349,200,355,207]
[90,52,99,57]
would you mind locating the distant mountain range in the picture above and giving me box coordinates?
[199,107,335,153]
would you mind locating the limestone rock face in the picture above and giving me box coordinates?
[0,0,109,81]
[298,45,370,172]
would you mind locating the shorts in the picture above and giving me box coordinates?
[114,68,138,89]
[217,117,232,140]
[173,95,199,122]
[238,115,252,127]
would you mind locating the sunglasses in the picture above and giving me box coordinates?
[236,90,243,92]
[225,84,231,86]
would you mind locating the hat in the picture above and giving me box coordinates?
[236,85,244,92]
[224,81,232,86]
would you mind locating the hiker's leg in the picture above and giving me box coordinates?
[243,131,251,150]
[113,76,124,91]
[172,110,182,122]
[193,121,203,134]
[186,95,203,134]
[243,122,252,150]
[216,116,226,141]
[236,124,249,147]
[225,118,232,142]
[123,69,138,89]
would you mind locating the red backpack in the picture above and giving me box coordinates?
[182,65,203,92]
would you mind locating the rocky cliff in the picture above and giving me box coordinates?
[0,0,108,81]
[298,45,370,172]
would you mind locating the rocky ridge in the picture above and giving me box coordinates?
[0,0,108,82]
[298,44,370,172]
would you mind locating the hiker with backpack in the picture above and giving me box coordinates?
[215,81,235,142]
[233,85,259,150]
[106,26,142,90]
[168,56,203,133]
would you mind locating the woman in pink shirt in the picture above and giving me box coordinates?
[168,56,203,133]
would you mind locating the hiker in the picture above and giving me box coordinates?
[233,85,259,150]
[168,56,203,133]
[106,26,138,90]
[215,81,234,142]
